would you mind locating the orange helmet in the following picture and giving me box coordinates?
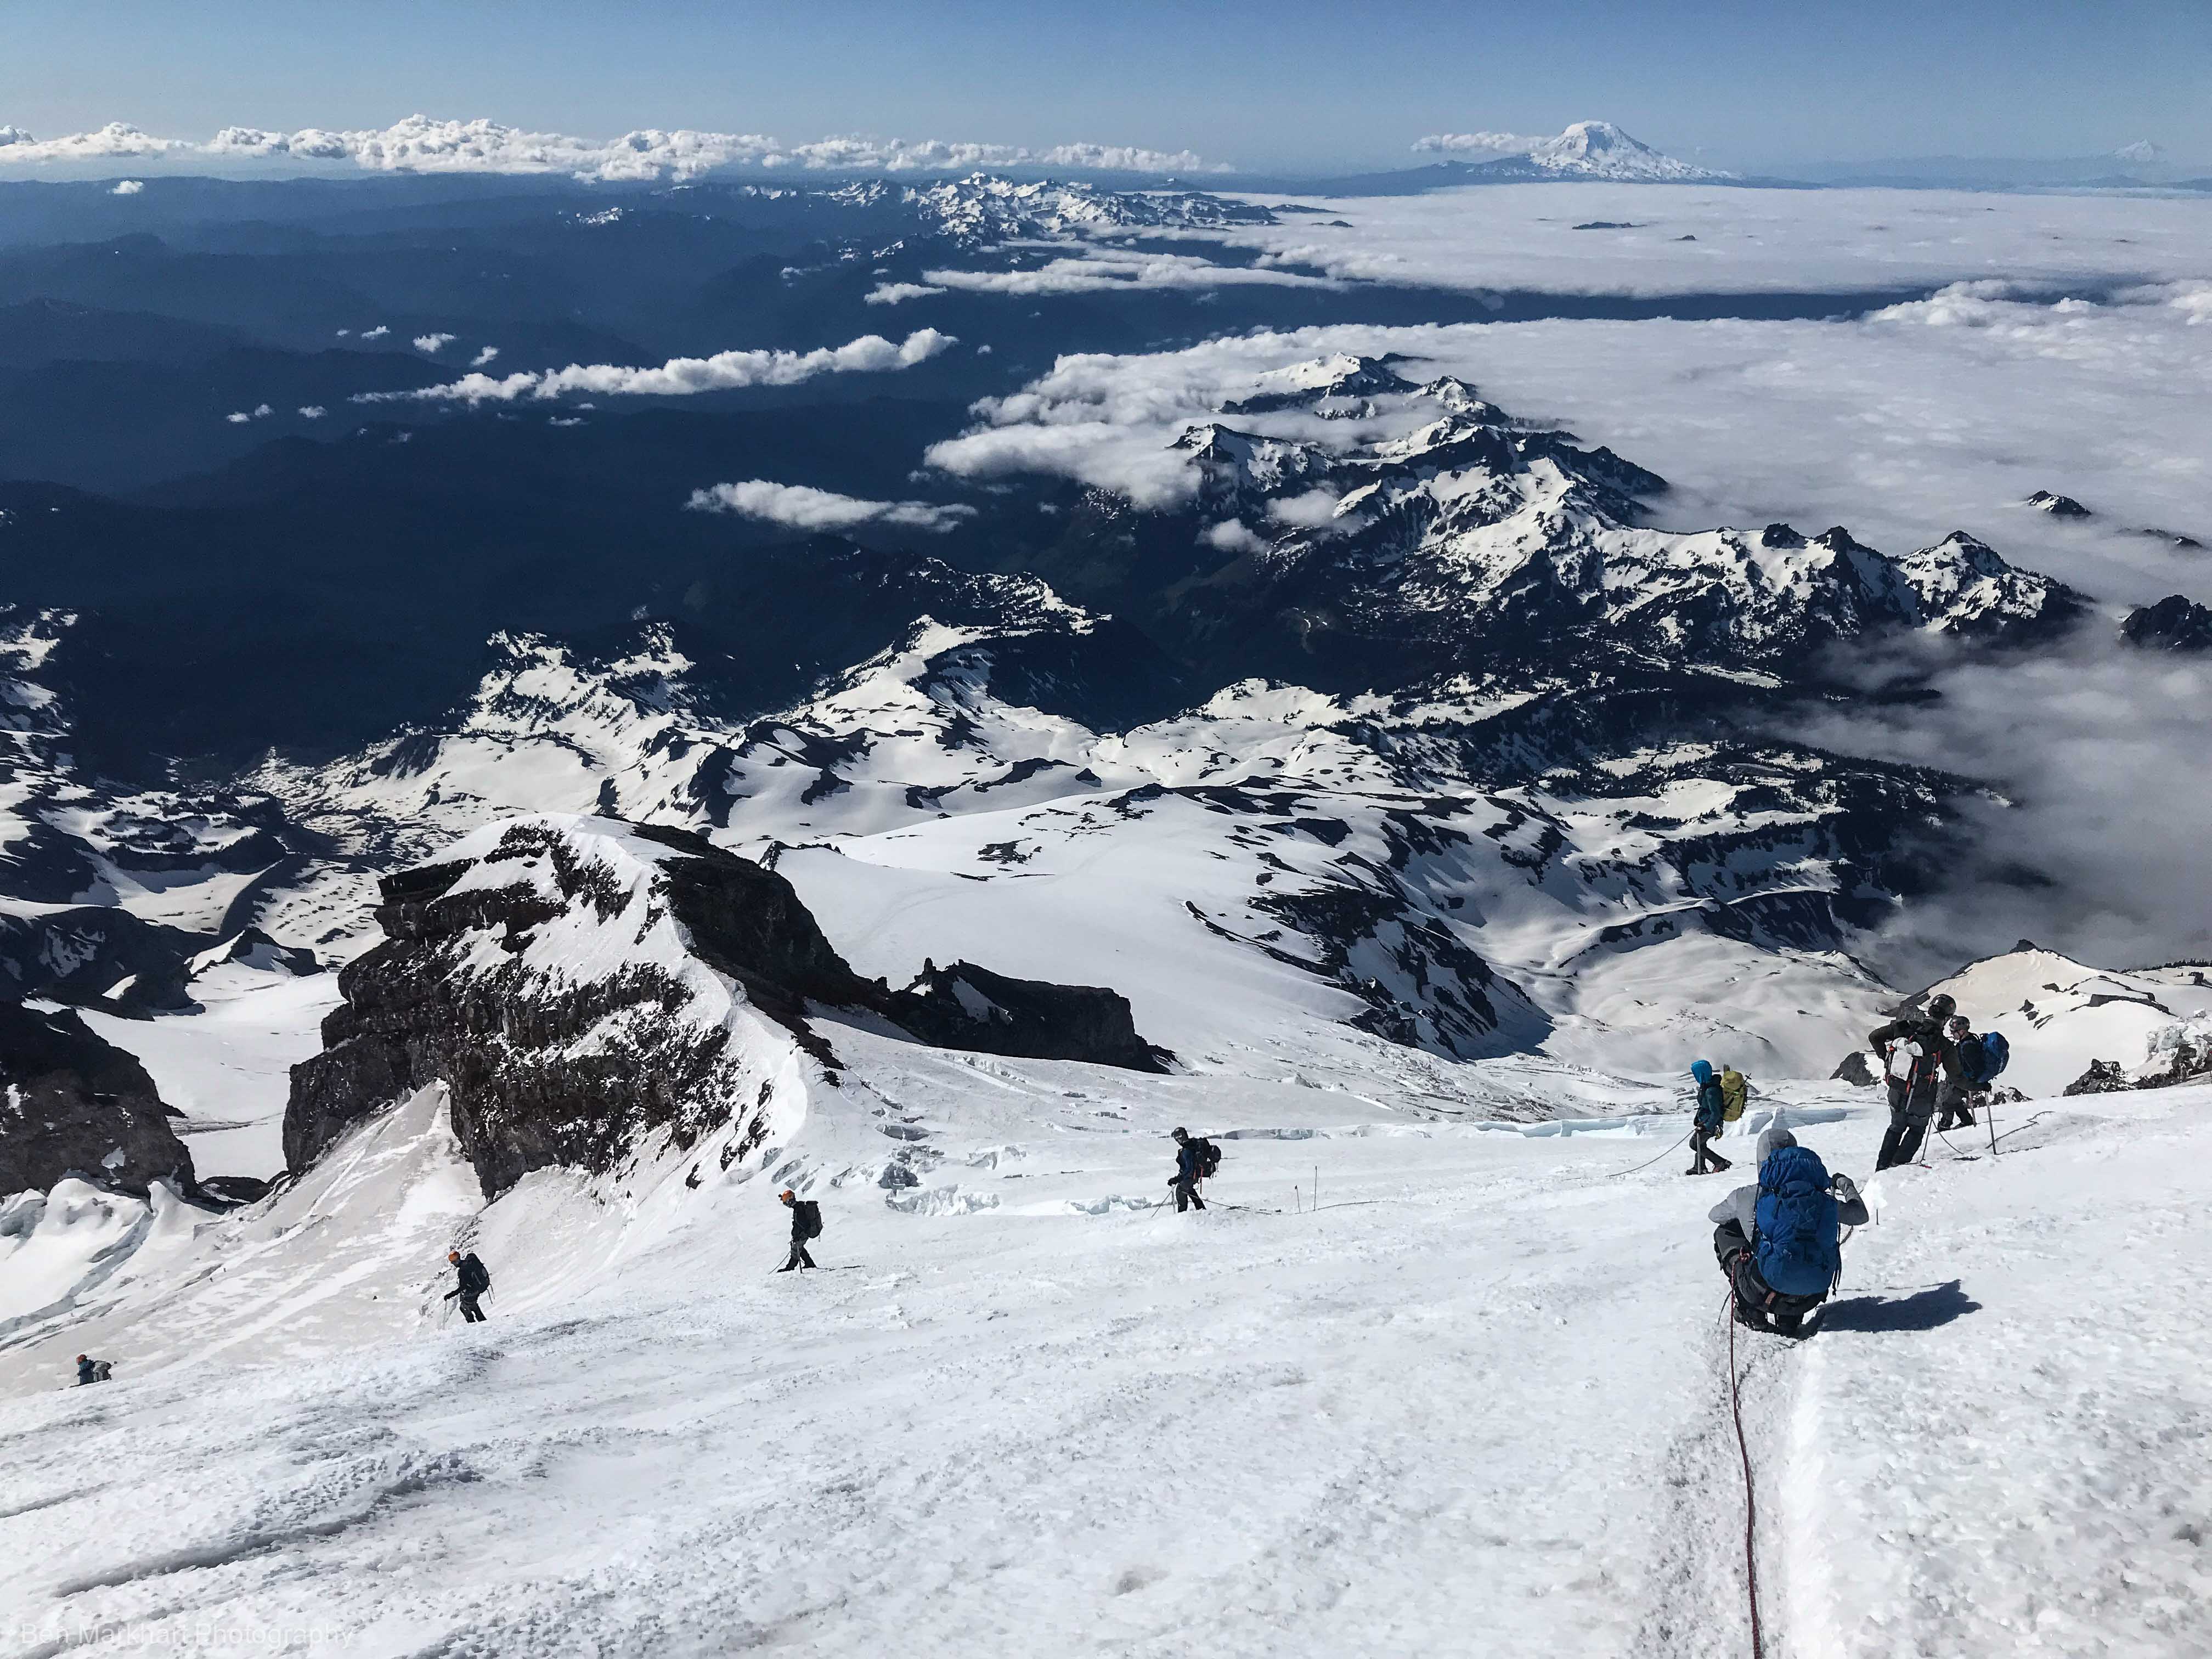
[780,1189,796,1201]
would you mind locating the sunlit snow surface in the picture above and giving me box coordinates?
[0,1060,2204,1656]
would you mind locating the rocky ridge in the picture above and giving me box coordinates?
[0,1000,195,1198]
[287,816,1164,1198]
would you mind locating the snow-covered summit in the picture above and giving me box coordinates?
[1522,121,1723,180]
[1412,122,1728,182]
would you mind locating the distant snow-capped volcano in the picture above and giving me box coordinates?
[1412,121,1726,181]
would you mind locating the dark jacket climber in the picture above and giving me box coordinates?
[1710,1125,1870,1336]
[1935,1015,1981,1131]
[1688,1060,1733,1176]
[1870,994,1964,1169]
[778,1189,822,1272]
[1170,1126,1207,1212]
[444,1250,491,1323]
[75,1354,110,1385]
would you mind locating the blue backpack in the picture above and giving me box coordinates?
[1754,1145,1842,1297]
[1957,1031,2010,1085]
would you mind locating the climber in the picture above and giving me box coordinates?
[1936,1014,1981,1131]
[778,1189,823,1272]
[1170,1126,1210,1212]
[443,1248,491,1323]
[1718,1062,1751,1125]
[1711,1124,1870,1336]
[1869,994,1963,1170]
[1687,1060,1732,1175]
[74,1354,111,1386]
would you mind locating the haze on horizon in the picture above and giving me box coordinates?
[2,0,2208,177]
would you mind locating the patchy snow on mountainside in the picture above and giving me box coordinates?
[898,172,1280,242]
[0,608,316,1007]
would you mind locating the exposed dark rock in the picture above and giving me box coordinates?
[2026,490,2091,518]
[0,1000,195,1196]
[286,817,1166,1197]
[2131,527,2205,550]
[0,907,207,1013]
[2061,1022,2212,1096]
[898,961,1167,1073]
[2062,1059,2130,1095]
[1831,1049,1880,1086]
[2120,595,2212,653]
[198,1173,273,1207]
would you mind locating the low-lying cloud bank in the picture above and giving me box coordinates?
[0,114,1217,180]
[356,329,955,405]
[1795,638,2212,981]
[867,248,1342,306]
[687,480,974,533]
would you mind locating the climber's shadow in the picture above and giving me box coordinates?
[1819,1279,1980,1333]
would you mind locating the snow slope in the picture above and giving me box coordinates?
[1911,945,2212,1098]
[78,965,342,1179]
[0,1046,2201,1657]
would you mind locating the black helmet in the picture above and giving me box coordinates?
[1927,993,1957,1021]
[1171,1126,1188,1140]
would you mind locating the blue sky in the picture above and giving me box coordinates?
[4,0,2207,171]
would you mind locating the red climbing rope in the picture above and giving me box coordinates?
[1724,1282,1766,1659]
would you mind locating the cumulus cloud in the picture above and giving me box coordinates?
[299,405,326,419]
[686,479,976,533]
[1411,131,1539,156]
[360,325,390,340]
[359,328,955,405]
[866,283,947,306]
[0,114,1220,180]
[896,247,1342,302]
[0,122,190,162]
[470,346,500,367]
[109,178,143,195]
[1266,488,1345,527]
[1199,519,1268,554]
[413,332,456,354]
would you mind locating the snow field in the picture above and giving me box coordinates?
[78,966,343,1179]
[2,1062,2203,1657]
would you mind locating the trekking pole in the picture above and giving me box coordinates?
[1986,1098,1999,1159]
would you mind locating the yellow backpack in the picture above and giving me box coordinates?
[1719,1069,1749,1121]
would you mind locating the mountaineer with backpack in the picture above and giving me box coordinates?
[778,1189,823,1271]
[1169,1127,1220,1212]
[1939,1015,2011,1130]
[443,1249,492,1323]
[1869,994,1965,1170]
[74,1355,112,1386]
[1711,1124,1870,1335]
[1687,1060,1733,1175]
